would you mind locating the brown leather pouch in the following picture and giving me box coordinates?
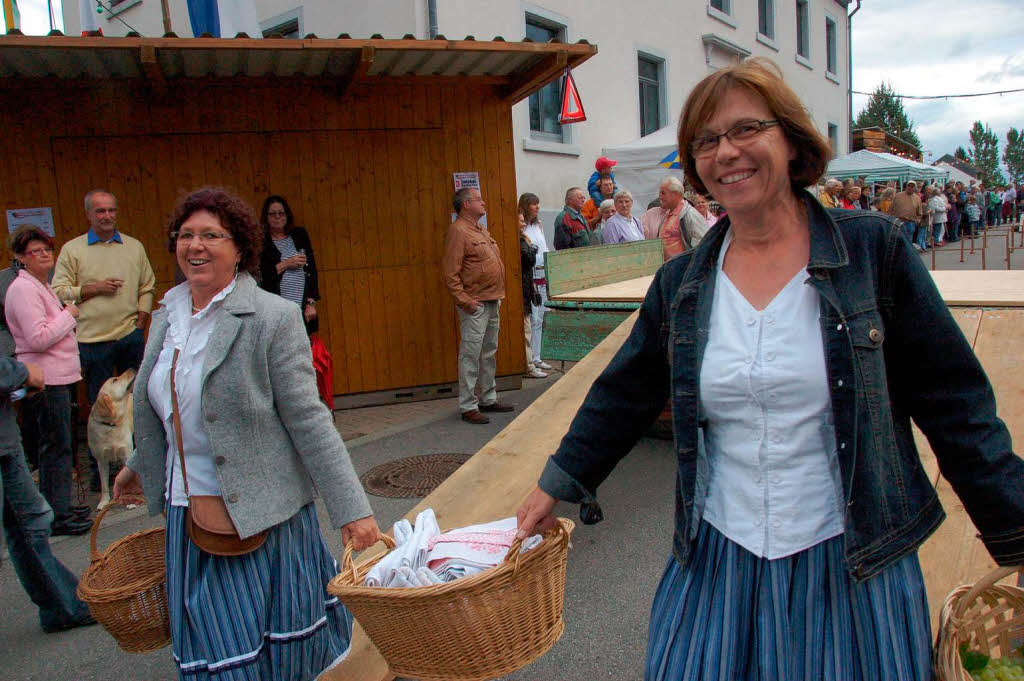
[171,349,268,557]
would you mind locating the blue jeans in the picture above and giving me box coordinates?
[902,221,916,245]
[1,439,91,631]
[25,385,75,523]
[79,328,145,482]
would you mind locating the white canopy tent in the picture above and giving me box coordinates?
[826,149,948,186]
[601,123,685,209]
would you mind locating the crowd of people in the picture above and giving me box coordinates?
[820,175,1023,252]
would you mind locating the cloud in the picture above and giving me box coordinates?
[978,55,1024,84]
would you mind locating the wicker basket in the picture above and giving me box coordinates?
[935,566,1024,680]
[76,495,170,653]
[328,518,574,681]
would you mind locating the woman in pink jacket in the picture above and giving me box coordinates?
[5,226,90,536]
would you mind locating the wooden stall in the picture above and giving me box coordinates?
[0,35,596,404]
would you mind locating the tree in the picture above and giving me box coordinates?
[954,146,971,163]
[1004,128,1024,184]
[969,121,1006,187]
[854,82,922,150]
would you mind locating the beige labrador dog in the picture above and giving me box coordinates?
[87,369,135,510]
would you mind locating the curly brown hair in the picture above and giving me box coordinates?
[677,58,832,197]
[166,187,263,274]
[9,225,53,255]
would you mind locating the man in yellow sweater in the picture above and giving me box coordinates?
[52,190,155,490]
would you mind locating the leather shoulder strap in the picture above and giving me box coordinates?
[169,348,191,499]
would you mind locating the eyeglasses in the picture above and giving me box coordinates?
[172,231,234,245]
[689,119,781,157]
[267,211,287,217]
[24,247,53,257]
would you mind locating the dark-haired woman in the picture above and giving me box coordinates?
[5,226,90,535]
[517,58,1024,680]
[113,188,379,681]
[258,195,319,335]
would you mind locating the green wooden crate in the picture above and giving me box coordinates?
[544,240,663,297]
[541,300,640,362]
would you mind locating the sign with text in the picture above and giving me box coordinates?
[6,207,55,237]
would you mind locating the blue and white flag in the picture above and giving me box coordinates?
[186,0,261,38]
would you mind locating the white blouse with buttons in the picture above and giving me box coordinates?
[699,231,844,559]
[148,278,237,506]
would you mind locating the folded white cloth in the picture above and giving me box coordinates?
[364,511,543,587]
[427,517,542,582]
[364,509,442,587]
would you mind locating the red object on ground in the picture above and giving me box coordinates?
[310,334,334,410]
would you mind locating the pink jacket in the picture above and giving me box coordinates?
[5,270,81,385]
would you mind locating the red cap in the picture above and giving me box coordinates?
[595,156,617,172]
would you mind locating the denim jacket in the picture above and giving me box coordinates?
[539,192,1024,581]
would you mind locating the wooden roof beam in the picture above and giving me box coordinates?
[139,44,165,86]
[336,44,374,97]
[502,50,567,104]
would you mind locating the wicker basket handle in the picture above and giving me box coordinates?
[88,495,147,563]
[956,565,1024,617]
[504,518,571,578]
[343,533,398,582]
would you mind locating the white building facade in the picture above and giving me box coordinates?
[66,0,852,213]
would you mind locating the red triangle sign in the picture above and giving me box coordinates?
[559,68,587,124]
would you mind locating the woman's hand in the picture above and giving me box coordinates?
[342,515,382,551]
[112,466,142,500]
[516,486,559,539]
[65,303,79,319]
[303,303,317,323]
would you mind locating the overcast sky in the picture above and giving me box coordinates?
[852,0,1024,167]
[6,1,1024,169]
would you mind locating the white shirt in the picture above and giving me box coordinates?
[523,221,549,281]
[699,232,844,559]
[148,278,237,506]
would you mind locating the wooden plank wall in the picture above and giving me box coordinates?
[0,77,526,396]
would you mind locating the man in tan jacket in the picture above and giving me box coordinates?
[887,180,925,251]
[441,188,514,424]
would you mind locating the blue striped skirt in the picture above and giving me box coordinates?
[645,521,931,681]
[165,503,352,681]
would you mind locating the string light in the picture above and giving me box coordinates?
[852,87,1024,100]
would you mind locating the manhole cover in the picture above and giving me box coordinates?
[361,453,472,498]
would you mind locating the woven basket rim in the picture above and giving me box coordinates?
[77,527,166,602]
[328,517,574,599]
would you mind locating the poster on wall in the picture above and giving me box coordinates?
[6,207,55,237]
[451,172,486,226]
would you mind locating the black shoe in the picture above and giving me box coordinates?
[70,505,93,520]
[50,519,92,537]
[42,612,97,634]
[479,401,514,413]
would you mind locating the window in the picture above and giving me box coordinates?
[710,0,730,12]
[758,0,774,39]
[828,123,839,155]
[825,15,837,74]
[638,54,664,137]
[261,7,303,39]
[796,0,810,58]
[526,14,567,143]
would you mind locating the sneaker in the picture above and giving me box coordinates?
[913,244,923,252]
[525,368,548,379]
[461,409,490,424]
[479,401,515,413]
[535,360,553,371]
[937,240,946,246]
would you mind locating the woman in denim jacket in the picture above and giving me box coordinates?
[517,58,1024,681]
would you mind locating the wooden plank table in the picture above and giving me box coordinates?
[551,270,1024,306]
